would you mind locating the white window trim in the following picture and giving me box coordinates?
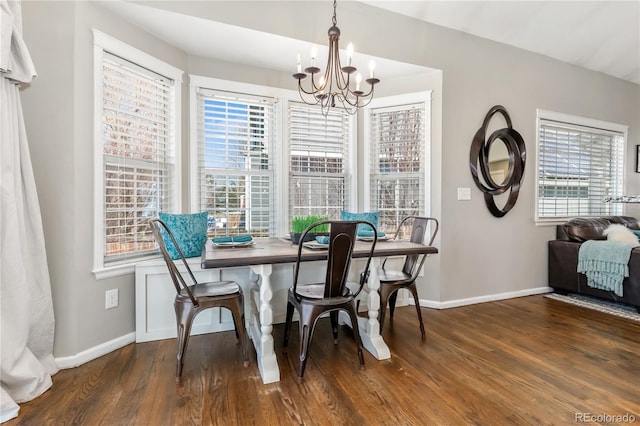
[363,91,432,216]
[92,29,183,279]
[534,109,628,226]
[188,75,357,237]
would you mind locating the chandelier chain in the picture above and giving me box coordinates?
[332,0,337,26]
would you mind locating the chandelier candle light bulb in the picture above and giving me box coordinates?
[292,0,380,116]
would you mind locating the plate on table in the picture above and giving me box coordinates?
[358,235,390,242]
[303,241,329,250]
[213,241,255,248]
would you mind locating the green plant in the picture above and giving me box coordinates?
[291,215,329,234]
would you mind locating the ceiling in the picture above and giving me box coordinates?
[99,1,640,84]
[361,1,640,84]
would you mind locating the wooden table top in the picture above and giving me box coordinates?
[201,237,438,269]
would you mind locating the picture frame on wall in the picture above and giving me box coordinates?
[637,145,640,173]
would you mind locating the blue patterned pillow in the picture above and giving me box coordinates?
[340,211,379,235]
[158,212,208,260]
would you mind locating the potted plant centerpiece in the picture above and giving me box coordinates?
[290,215,329,244]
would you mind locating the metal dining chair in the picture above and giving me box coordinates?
[283,220,377,381]
[149,219,249,382]
[378,216,439,340]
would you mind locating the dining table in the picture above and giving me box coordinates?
[201,237,438,384]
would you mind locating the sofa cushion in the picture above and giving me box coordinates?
[560,216,640,242]
[562,217,611,242]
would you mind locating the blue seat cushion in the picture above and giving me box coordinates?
[158,212,208,259]
[340,211,379,235]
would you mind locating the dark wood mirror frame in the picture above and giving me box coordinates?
[469,105,526,217]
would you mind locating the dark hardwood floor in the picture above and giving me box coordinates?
[6,295,639,425]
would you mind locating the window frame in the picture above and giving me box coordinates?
[189,76,280,237]
[189,76,357,237]
[287,100,357,223]
[92,30,183,279]
[535,109,628,225]
[363,91,432,233]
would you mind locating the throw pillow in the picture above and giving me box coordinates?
[340,211,379,235]
[158,212,208,259]
[602,224,640,246]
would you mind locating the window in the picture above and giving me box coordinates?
[93,31,182,278]
[288,101,353,222]
[536,110,626,221]
[365,93,431,233]
[192,84,276,237]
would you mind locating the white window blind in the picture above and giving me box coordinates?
[537,117,624,219]
[102,53,176,263]
[369,103,426,233]
[196,88,276,237]
[288,101,351,222]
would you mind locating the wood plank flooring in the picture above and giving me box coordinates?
[6,295,639,425]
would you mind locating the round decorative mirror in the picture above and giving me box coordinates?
[469,105,526,217]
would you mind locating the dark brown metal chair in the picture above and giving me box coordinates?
[378,216,439,340]
[149,219,249,382]
[283,220,377,381]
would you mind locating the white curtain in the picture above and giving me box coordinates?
[0,0,57,422]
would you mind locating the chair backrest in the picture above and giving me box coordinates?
[394,216,439,279]
[292,220,377,298]
[149,219,199,305]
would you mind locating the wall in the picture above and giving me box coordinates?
[20,1,639,360]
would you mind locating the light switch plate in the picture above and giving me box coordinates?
[457,187,471,201]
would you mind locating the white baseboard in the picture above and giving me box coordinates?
[52,288,553,370]
[54,332,136,370]
[412,286,553,309]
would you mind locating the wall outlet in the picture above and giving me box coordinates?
[105,289,118,309]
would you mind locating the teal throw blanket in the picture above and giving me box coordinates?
[577,240,635,297]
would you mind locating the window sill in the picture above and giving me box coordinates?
[93,254,160,280]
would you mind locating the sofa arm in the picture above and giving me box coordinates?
[548,240,581,292]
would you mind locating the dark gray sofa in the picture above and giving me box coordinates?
[548,216,640,311]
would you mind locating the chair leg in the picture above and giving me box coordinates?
[297,308,319,381]
[330,311,339,344]
[408,283,426,340]
[378,284,395,334]
[174,302,197,381]
[344,304,365,370]
[283,301,295,350]
[388,290,398,320]
[228,297,250,367]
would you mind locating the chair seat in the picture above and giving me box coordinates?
[291,285,353,305]
[178,281,241,299]
[378,269,412,285]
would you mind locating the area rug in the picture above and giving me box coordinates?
[545,293,640,323]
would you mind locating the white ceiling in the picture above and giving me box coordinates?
[98,1,640,84]
[361,0,640,84]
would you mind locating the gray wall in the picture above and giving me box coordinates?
[20,1,639,359]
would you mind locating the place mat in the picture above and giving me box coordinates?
[544,293,640,323]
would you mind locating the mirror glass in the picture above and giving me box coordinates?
[487,139,510,186]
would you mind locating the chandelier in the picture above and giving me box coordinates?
[292,0,380,116]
